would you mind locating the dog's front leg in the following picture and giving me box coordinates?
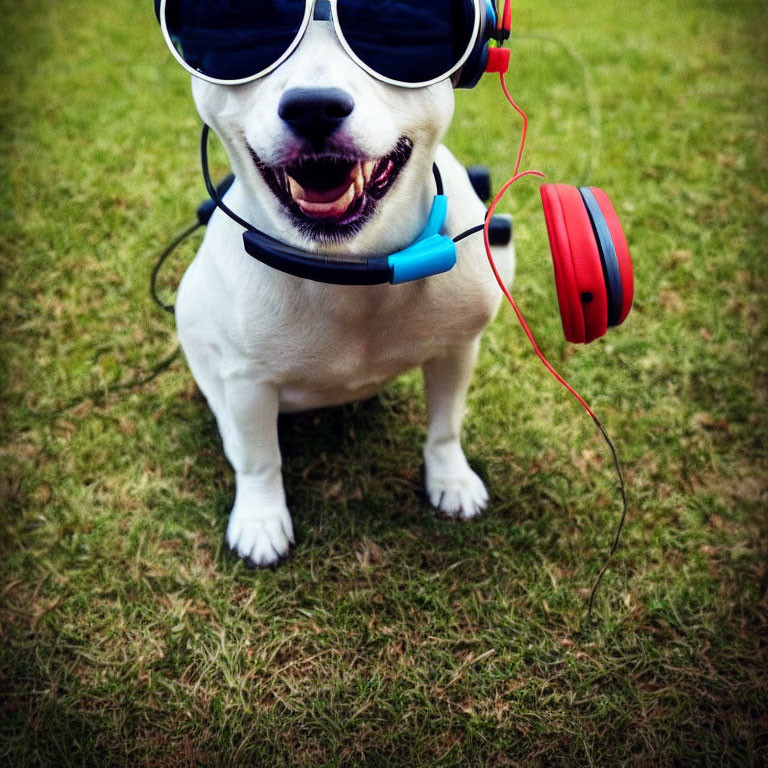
[219,375,294,566]
[422,338,489,519]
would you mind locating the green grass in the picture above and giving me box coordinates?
[1,0,766,765]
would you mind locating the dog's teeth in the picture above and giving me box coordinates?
[287,175,305,201]
[362,160,376,184]
[353,163,365,198]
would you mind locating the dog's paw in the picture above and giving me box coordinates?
[226,502,295,568]
[425,448,489,520]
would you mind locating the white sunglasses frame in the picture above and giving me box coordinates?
[159,0,483,89]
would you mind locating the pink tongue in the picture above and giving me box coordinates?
[287,171,360,220]
[299,180,352,204]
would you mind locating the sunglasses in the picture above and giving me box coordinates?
[159,0,484,89]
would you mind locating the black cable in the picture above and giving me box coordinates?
[20,214,199,417]
[587,415,629,619]
[452,186,497,244]
[453,223,485,243]
[201,125,262,235]
[432,162,444,195]
[151,220,202,314]
[20,346,182,419]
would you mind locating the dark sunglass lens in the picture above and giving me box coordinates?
[163,0,307,81]
[337,0,476,84]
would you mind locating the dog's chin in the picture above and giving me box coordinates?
[249,138,413,244]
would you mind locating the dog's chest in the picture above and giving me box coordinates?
[250,282,491,410]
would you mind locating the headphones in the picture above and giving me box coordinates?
[155,0,633,344]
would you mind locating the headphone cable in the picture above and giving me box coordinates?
[482,70,628,619]
[151,220,202,314]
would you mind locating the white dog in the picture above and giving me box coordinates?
[172,18,514,566]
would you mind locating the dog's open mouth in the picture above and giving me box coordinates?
[251,138,413,241]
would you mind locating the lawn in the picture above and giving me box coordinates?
[1,0,766,765]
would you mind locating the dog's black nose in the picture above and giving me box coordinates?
[278,87,354,142]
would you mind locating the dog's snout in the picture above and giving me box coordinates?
[278,87,354,142]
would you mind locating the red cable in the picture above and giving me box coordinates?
[502,73,527,177]
[483,72,598,421]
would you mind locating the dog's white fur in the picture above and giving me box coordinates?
[174,21,514,565]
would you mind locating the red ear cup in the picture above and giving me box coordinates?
[540,184,633,343]
[540,184,608,343]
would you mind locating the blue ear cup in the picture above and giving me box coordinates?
[579,187,623,327]
[454,0,497,89]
